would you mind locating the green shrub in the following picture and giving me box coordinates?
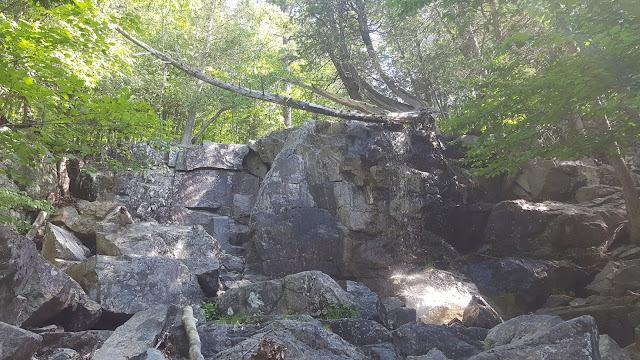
[0,188,53,234]
[321,303,359,320]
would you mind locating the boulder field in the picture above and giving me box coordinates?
[2,119,639,359]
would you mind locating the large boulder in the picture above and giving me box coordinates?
[216,271,356,317]
[599,334,631,360]
[482,200,609,260]
[0,226,101,330]
[462,296,502,329]
[323,318,392,346]
[506,159,600,202]
[470,315,600,360]
[247,120,462,295]
[0,321,43,360]
[538,295,640,347]
[451,254,591,318]
[587,259,640,297]
[391,322,485,359]
[41,223,91,264]
[96,222,223,259]
[214,320,367,359]
[65,255,204,315]
[92,306,180,360]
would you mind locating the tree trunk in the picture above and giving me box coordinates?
[608,152,640,244]
[116,25,437,125]
[191,107,229,144]
[180,107,197,145]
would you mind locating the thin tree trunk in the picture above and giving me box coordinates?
[608,152,640,244]
[181,107,198,145]
[191,107,229,144]
[180,0,218,144]
[354,0,428,108]
[116,25,437,125]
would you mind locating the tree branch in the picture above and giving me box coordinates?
[191,107,230,144]
[114,25,437,125]
[280,78,384,114]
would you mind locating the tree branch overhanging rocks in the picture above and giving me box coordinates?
[114,25,438,126]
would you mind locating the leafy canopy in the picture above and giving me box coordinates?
[442,0,640,177]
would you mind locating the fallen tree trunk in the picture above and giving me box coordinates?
[115,25,437,125]
[182,306,204,360]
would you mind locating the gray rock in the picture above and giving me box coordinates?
[387,307,417,330]
[361,343,402,360]
[483,314,564,349]
[407,349,452,360]
[93,306,180,360]
[245,149,269,178]
[462,296,502,329]
[215,320,367,359]
[65,255,204,315]
[42,223,91,263]
[599,334,630,360]
[179,257,221,297]
[587,259,640,297]
[172,210,249,252]
[47,348,78,360]
[323,319,392,346]
[172,170,259,220]
[483,200,609,260]
[222,254,244,273]
[109,169,174,222]
[346,281,388,326]
[135,348,167,360]
[252,127,295,165]
[576,185,621,202]
[0,321,43,360]
[40,330,113,355]
[508,159,599,202]
[247,121,463,296]
[248,208,345,277]
[471,315,600,360]
[392,322,483,359]
[216,271,356,317]
[537,295,640,348]
[620,247,640,260]
[0,226,101,330]
[176,143,249,171]
[451,254,591,318]
[96,222,223,259]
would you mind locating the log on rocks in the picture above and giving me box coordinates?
[182,306,204,360]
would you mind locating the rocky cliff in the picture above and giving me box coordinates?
[1,119,639,359]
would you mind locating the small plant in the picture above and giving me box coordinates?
[282,310,289,320]
[423,261,435,270]
[322,303,359,320]
[202,302,219,321]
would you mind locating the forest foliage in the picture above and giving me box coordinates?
[1,0,639,232]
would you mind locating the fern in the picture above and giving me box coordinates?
[0,188,53,234]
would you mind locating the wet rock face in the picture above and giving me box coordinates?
[247,121,463,295]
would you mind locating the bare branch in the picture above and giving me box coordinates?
[114,25,437,125]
